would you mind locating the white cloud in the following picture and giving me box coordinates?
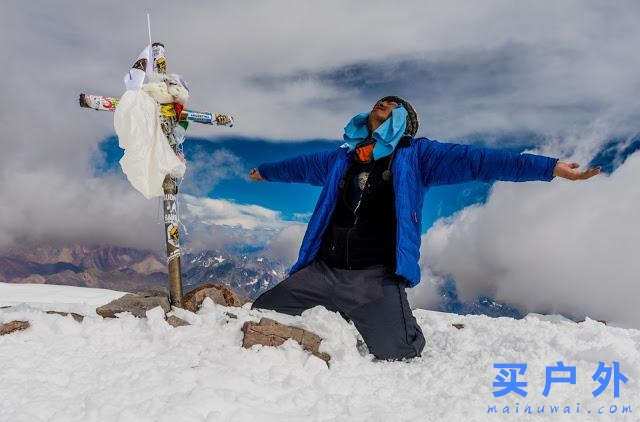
[0,168,163,250]
[263,224,307,266]
[176,194,304,255]
[180,148,243,196]
[182,195,286,231]
[176,195,306,265]
[5,1,640,145]
[412,148,640,327]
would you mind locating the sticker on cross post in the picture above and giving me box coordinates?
[164,214,178,224]
[166,224,180,248]
[165,200,177,214]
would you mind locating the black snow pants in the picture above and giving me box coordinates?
[251,259,426,360]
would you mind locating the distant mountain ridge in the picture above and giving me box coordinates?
[182,249,287,298]
[0,243,286,299]
[0,243,531,318]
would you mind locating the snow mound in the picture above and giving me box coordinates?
[0,282,125,315]
[1,283,639,421]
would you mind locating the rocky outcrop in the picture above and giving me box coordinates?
[0,320,30,335]
[166,315,190,327]
[242,318,330,363]
[131,256,167,275]
[577,319,607,325]
[181,283,250,312]
[95,292,192,328]
[96,293,170,318]
[12,274,47,284]
[45,311,84,322]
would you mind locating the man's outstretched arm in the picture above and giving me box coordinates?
[249,149,341,186]
[418,139,600,186]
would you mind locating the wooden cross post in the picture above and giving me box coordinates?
[79,41,234,308]
[150,42,184,307]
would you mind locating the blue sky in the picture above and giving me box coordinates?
[95,134,495,232]
[96,130,635,235]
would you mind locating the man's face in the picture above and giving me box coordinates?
[369,99,398,127]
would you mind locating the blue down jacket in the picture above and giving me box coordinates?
[258,137,558,287]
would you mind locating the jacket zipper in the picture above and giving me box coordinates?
[348,175,369,269]
[345,226,352,269]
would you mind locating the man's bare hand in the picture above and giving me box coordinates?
[553,162,601,180]
[248,168,264,181]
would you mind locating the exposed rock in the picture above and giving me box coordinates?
[13,274,47,284]
[96,293,170,318]
[166,315,190,327]
[452,323,465,330]
[181,283,250,312]
[242,318,330,363]
[134,289,169,298]
[45,310,84,322]
[0,320,30,335]
[577,319,607,325]
[132,255,168,275]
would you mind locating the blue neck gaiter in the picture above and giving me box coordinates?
[342,104,408,160]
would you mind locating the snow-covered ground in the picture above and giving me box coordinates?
[0,282,125,315]
[1,282,638,422]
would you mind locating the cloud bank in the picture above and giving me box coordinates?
[411,143,640,326]
[178,194,304,256]
[180,148,244,196]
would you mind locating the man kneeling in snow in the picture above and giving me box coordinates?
[248,96,600,360]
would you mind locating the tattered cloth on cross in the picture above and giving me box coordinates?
[114,45,189,199]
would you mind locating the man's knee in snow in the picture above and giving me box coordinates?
[369,335,425,361]
[372,347,422,361]
[251,289,276,311]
